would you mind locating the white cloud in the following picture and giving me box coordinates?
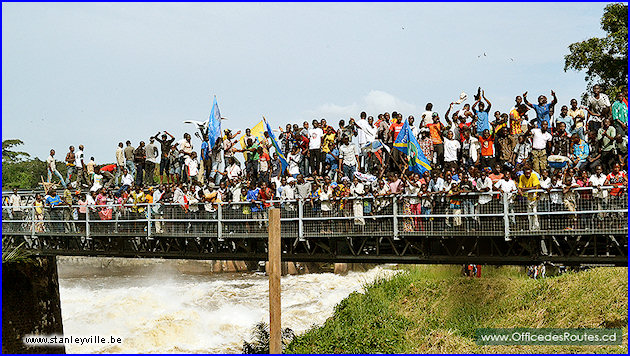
[304,90,419,120]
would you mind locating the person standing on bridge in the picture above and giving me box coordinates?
[115,142,125,186]
[124,140,136,178]
[154,131,175,185]
[46,149,67,188]
[134,141,147,187]
[145,137,159,186]
[8,188,23,222]
[75,144,88,188]
[65,146,76,183]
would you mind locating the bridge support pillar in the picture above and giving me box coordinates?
[2,256,65,353]
[334,263,348,275]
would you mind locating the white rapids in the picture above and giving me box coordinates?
[57,259,397,353]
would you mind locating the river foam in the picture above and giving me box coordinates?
[58,259,397,353]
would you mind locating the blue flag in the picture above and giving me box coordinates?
[208,96,221,148]
[393,120,431,174]
[263,117,289,174]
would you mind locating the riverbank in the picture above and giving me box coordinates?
[286,265,628,353]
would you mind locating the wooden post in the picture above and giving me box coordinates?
[268,208,282,354]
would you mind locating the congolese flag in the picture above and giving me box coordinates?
[393,119,431,174]
[263,116,288,174]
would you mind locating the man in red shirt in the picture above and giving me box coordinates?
[389,115,404,141]
[99,164,117,189]
[388,114,405,172]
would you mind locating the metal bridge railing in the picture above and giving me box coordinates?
[2,187,627,242]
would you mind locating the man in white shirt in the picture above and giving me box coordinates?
[308,119,324,175]
[8,188,23,220]
[225,157,242,180]
[145,137,159,186]
[75,144,87,187]
[184,152,199,184]
[355,112,370,147]
[118,168,134,195]
[443,131,461,171]
[281,178,297,211]
[115,142,125,185]
[178,133,193,157]
[529,121,552,174]
[588,164,608,222]
[46,149,67,188]
[338,135,360,179]
[586,84,611,132]
[420,103,435,127]
[476,170,493,206]
[494,172,517,229]
[356,114,378,169]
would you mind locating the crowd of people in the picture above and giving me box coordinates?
[6,86,628,235]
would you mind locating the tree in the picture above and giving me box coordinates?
[2,139,30,163]
[564,3,628,99]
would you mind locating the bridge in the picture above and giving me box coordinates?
[2,188,627,266]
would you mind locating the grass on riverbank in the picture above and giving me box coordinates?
[285,265,628,353]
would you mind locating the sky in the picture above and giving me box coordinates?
[2,2,611,163]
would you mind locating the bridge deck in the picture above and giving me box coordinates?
[2,189,627,265]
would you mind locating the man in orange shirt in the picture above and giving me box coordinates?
[509,104,529,150]
[478,129,495,169]
[427,113,445,167]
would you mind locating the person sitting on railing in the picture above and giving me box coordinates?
[445,181,462,229]
[62,187,77,233]
[246,181,264,229]
[259,181,274,226]
[494,170,518,228]
[333,177,351,234]
[97,190,113,221]
[402,173,422,231]
[476,168,494,229]
[350,176,366,228]
[280,178,296,211]
[44,189,64,232]
[458,170,477,231]
[173,184,188,214]
[518,166,541,231]
[561,168,579,230]
[605,163,628,226]
[33,193,45,233]
[539,169,552,215]
[588,165,608,222]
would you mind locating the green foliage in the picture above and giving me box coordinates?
[2,158,67,189]
[242,322,295,354]
[2,139,30,163]
[2,237,31,263]
[287,265,628,354]
[286,271,414,353]
[564,3,628,99]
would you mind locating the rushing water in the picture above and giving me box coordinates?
[57,258,397,353]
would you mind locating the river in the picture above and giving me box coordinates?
[57,258,397,353]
